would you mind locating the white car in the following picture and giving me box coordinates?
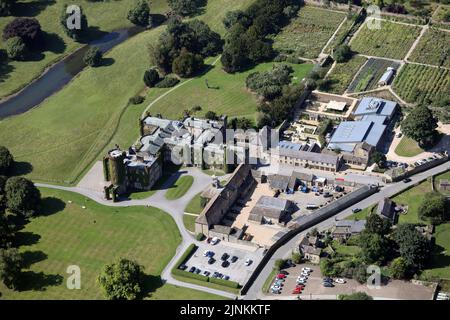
[302,267,312,272]
[334,278,346,284]
[211,237,219,245]
[244,258,252,266]
[296,279,306,284]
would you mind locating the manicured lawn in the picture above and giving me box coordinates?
[0,187,186,299]
[185,192,204,214]
[171,273,240,295]
[434,170,450,196]
[350,20,421,60]
[395,136,424,157]
[325,55,367,94]
[165,175,194,200]
[0,0,169,99]
[392,179,432,225]
[150,284,228,300]
[420,223,450,280]
[147,61,313,122]
[183,214,197,233]
[409,29,450,69]
[346,205,376,220]
[262,268,278,293]
[273,5,346,59]
[0,0,278,186]
[332,241,361,256]
[392,63,450,107]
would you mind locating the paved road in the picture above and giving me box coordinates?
[243,160,450,300]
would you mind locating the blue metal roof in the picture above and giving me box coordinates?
[365,122,386,147]
[354,97,397,118]
[360,114,387,124]
[329,121,371,143]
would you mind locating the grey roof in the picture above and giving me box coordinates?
[276,148,340,167]
[256,196,290,211]
[379,68,395,84]
[291,171,314,182]
[210,225,232,235]
[269,174,290,190]
[302,245,321,256]
[354,97,397,118]
[335,219,366,234]
[377,198,396,221]
[250,196,292,220]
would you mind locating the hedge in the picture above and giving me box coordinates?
[172,268,209,282]
[174,243,197,269]
[209,277,240,289]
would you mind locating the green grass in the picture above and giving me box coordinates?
[346,205,376,220]
[434,170,450,196]
[262,268,278,293]
[185,192,204,214]
[171,273,240,295]
[409,29,450,69]
[147,61,313,122]
[350,20,421,60]
[273,5,346,59]
[0,0,256,186]
[332,241,361,256]
[395,136,424,157]
[325,55,367,94]
[165,175,194,200]
[392,179,432,225]
[0,187,220,299]
[0,0,170,99]
[183,214,197,233]
[420,223,450,280]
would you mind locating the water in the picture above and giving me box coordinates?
[0,26,144,119]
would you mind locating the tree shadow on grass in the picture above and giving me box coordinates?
[39,197,66,217]
[0,50,14,84]
[21,250,48,269]
[12,0,56,17]
[43,32,67,54]
[13,231,41,247]
[10,161,33,176]
[427,244,450,270]
[99,57,115,68]
[82,26,110,44]
[17,271,63,292]
[139,274,165,299]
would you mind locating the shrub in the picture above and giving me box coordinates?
[339,292,373,300]
[6,36,28,61]
[155,76,180,88]
[83,47,102,67]
[209,277,240,289]
[127,0,151,27]
[143,68,160,87]
[174,244,197,269]
[3,17,44,49]
[333,44,352,63]
[286,55,304,64]
[195,233,204,241]
[129,96,145,105]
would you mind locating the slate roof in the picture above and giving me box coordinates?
[377,198,396,221]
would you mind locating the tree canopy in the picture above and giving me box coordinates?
[127,0,151,27]
[83,47,102,67]
[0,146,14,175]
[97,258,146,300]
[3,17,44,50]
[393,224,431,269]
[359,232,390,264]
[401,104,439,148]
[246,63,294,100]
[0,248,22,290]
[365,213,392,236]
[168,0,204,17]
[338,292,373,300]
[5,176,41,218]
[418,192,447,225]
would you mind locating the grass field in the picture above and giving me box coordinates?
[165,175,194,200]
[394,136,424,157]
[434,170,450,196]
[409,28,450,69]
[350,20,421,60]
[185,192,204,214]
[325,55,367,94]
[0,0,170,99]
[346,205,376,220]
[332,241,361,257]
[0,0,255,186]
[392,179,432,225]
[0,188,222,300]
[273,6,346,59]
[183,214,197,233]
[420,223,450,280]
[323,17,354,55]
[147,61,313,122]
[392,63,450,105]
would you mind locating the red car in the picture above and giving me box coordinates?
[276,274,286,279]
[292,287,302,294]
[296,284,305,289]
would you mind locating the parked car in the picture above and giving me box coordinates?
[189,267,196,273]
[296,284,305,289]
[396,132,402,138]
[403,178,412,183]
[221,260,230,268]
[194,268,201,274]
[302,267,312,272]
[223,275,230,281]
[231,256,238,263]
[208,258,215,265]
[323,277,333,283]
[221,253,229,261]
[212,272,219,278]
[203,250,213,257]
[323,281,334,287]
[244,258,253,266]
[179,264,187,271]
[285,259,295,267]
[335,278,346,284]
[279,270,289,275]
[211,237,219,245]
[323,192,332,198]
[352,208,361,213]
[206,237,212,244]
[292,287,302,294]
[277,274,286,279]
[202,271,210,277]
[271,288,281,294]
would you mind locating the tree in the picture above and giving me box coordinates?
[393,224,431,269]
[168,0,202,17]
[143,68,160,87]
[418,192,446,224]
[83,47,102,67]
[204,111,218,120]
[0,248,22,290]
[97,258,146,300]
[370,151,386,168]
[338,292,373,300]
[5,176,41,218]
[0,214,13,249]
[274,258,286,271]
[291,251,302,264]
[365,213,391,236]
[333,44,352,63]
[0,0,16,17]
[60,5,88,42]
[171,49,204,77]
[5,36,28,61]
[127,0,151,27]
[401,105,439,148]
[359,232,389,264]
[223,10,252,30]
[2,17,44,50]
[389,257,408,279]
[0,146,14,175]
